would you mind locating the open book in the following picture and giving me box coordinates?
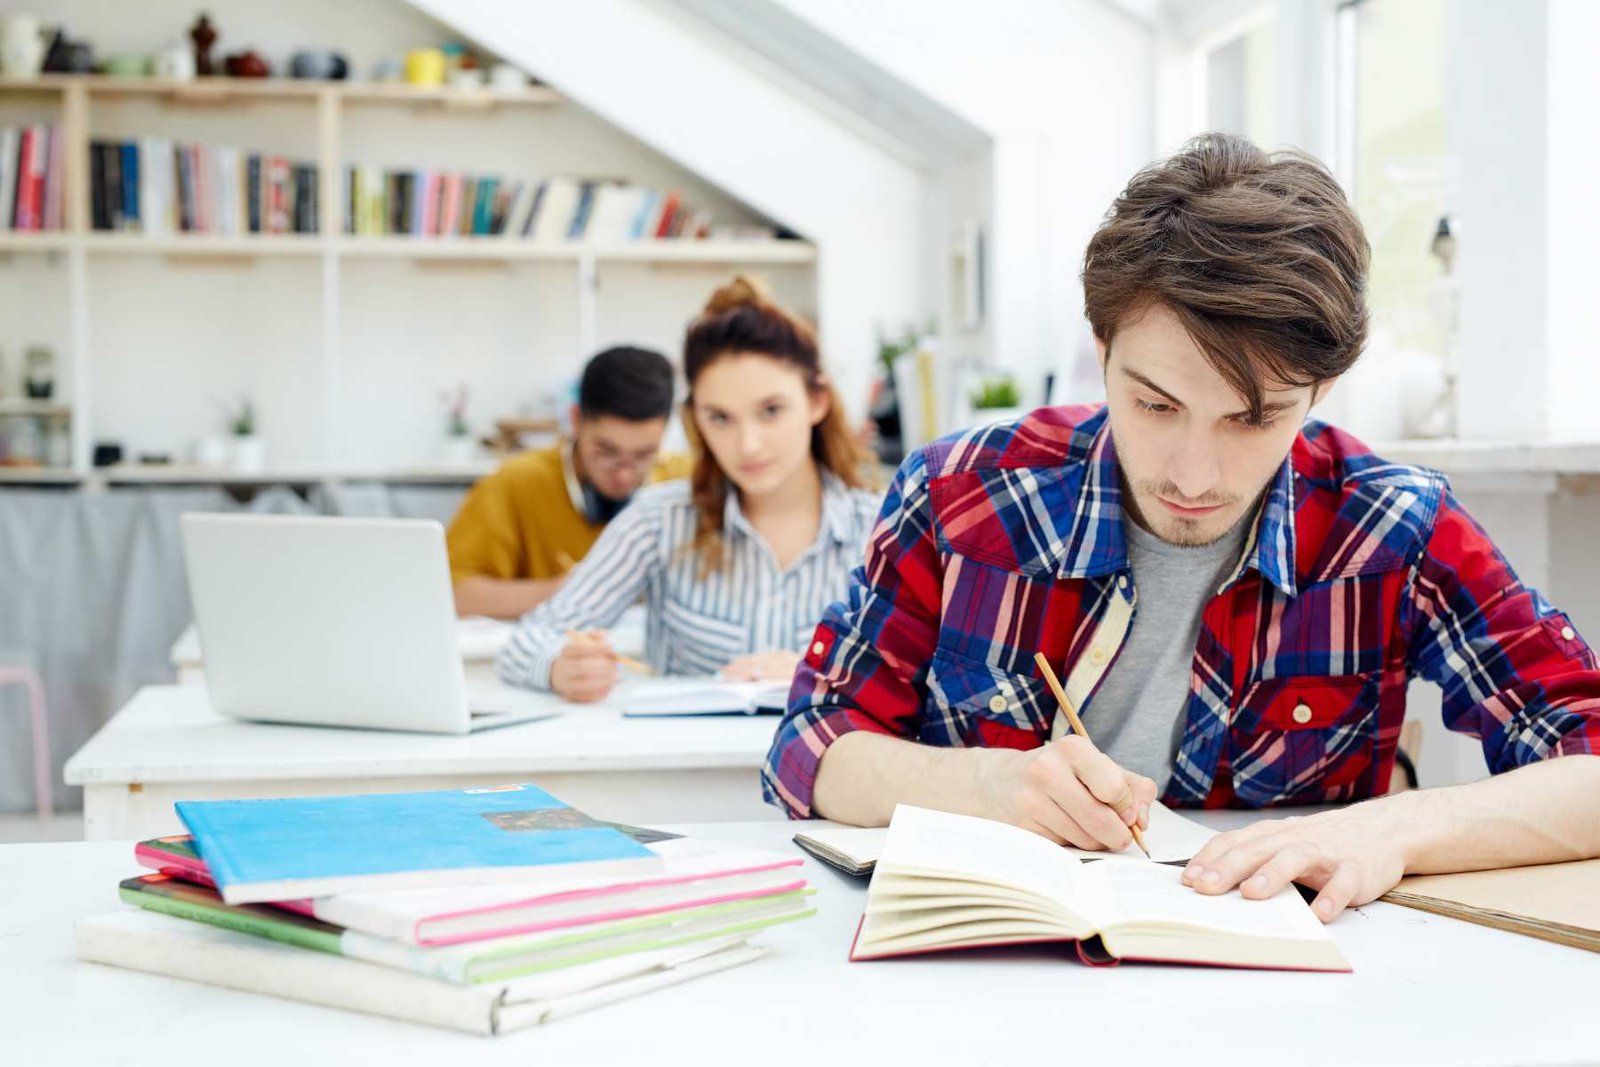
[849,805,1349,972]
[796,800,1220,876]
[619,679,789,718]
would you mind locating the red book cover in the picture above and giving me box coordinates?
[13,127,37,231]
[269,156,290,234]
[135,835,317,917]
[653,190,680,239]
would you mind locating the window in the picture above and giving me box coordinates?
[1340,0,1453,396]
[1195,6,1277,147]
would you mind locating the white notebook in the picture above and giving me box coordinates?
[77,910,768,1036]
[620,679,789,718]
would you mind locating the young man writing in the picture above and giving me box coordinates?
[763,133,1600,920]
[448,345,689,619]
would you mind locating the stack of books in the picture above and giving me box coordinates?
[0,124,64,232]
[88,138,320,236]
[75,783,814,1035]
[342,168,775,243]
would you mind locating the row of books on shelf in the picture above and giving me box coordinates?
[90,138,319,235]
[75,783,813,1035]
[72,136,783,244]
[345,168,774,242]
[0,124,65,232]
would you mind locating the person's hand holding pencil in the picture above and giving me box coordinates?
[971,652,1157,855]
[549,628,654,703]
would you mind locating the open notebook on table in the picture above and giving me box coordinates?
[795,800,1219,876]
[847,805,1349,972]
[619,679,789,718]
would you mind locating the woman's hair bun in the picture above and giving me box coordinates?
[702,274,771,315]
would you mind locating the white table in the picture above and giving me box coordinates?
[64,684,783,839]
[4,814,1597,1065]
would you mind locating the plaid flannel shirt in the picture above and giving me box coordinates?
[762,405,1600,817]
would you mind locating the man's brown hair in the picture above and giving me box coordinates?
[1082,132,1370,420]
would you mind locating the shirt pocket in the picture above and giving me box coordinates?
[923,653,1050,750]
[659,595,751,675]
[1228,673,1380,806]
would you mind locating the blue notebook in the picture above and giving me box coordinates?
[177,784,660,905]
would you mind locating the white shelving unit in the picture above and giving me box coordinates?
[0,75,817,484]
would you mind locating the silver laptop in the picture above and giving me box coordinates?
[180,513,558,734]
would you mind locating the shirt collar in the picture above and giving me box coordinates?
[723,468,855,547]
[1054,412,1299,598]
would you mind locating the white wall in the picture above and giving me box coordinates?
[1543,0,1600,442]
[406,0,930,424]
[1447,0,1547,442]
[764,0,1158,398]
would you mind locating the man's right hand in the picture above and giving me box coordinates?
[549,631,619,703]
[980,735,1157,850]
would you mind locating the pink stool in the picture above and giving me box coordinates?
[0,665,52,820]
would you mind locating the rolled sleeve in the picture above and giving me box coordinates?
[761,451,945,818]
[1405,490,1600,772]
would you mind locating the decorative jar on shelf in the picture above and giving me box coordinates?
[0,14,50,78]
[23,345,53,400]
[232,435,266,473]
[193,435,228,469]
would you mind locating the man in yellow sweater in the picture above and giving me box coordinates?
[447,346,689,619]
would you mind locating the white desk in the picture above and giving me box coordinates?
[64,684,782,839]
[5,815,1598,1065]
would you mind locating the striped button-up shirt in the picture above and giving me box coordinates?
[497,473,883,688]
[762,404,1600,817]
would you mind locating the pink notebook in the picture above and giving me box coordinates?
[135,830,804,946]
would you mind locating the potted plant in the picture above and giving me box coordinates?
[440,384,475,464]
[968,373,1026,427]
[227,394,265,472]
[867,322,935,465]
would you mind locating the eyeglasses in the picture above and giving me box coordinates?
[585,443,660,473]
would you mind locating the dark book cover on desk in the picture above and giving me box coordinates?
[176,782,659,905]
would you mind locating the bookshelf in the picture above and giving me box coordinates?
[0,75,817,483]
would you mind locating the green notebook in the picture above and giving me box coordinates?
[119,873,814,985]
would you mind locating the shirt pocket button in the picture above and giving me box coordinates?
[1292,702,1314,725]
[988,695,1010,713]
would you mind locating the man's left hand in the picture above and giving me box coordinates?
[1181,803,1411,922]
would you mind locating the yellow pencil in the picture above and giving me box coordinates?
[1032,651,1150,858]
[564,628,655,677]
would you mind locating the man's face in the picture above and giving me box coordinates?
[572,412,668,501]
[1100,303,1324,547]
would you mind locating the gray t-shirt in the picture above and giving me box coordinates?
[1086,512,1252,788]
